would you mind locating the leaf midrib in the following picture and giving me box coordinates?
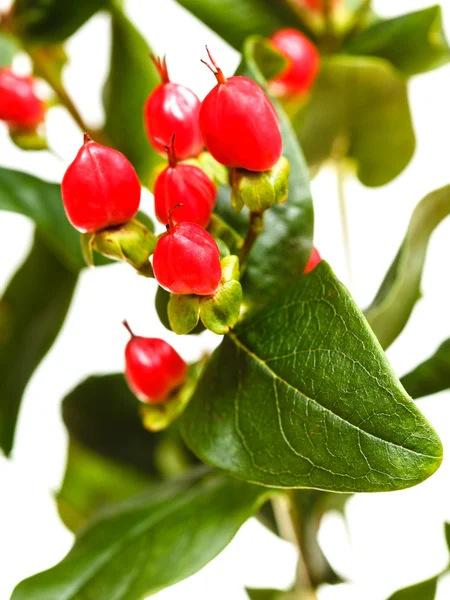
[228,332,441,461]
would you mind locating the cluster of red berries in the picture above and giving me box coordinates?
[0,67,45,130]
[60,43,322,406]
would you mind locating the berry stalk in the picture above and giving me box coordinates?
[28,46,108,143]
[238,211,264,265]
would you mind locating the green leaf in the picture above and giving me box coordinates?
[0,234,78,455]
[11,0,108,43]
[0,167,84,272]
[103,7,163,183]
[0,32,18,67]
[445,522,450,550]
[57,439,152,533]
[62,374,168,474]
[366,186,450,350]
[387,576,438,600]
[401,339,450,400]
[344,6,450,76]
[182,262,442,492]
[12,471,273,600]
[174,0,301,51]
[295,55,415,187]
[247,590,294,600]
[218,37,313,311]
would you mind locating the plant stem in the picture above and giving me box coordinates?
[336,159,352,286]
[321,0,340,54]
[238,211,264,265]
[271,494,318,600]
[28,47,107,143]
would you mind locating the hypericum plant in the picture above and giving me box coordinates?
[1,1,450,599]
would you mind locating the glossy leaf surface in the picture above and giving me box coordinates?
[296,56,415,187]
[0,235,77,455]
[182,262,443,492]
[345,6,450,76]
[13,471,272,600]
[11,0,108,43]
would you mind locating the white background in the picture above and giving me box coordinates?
[1,0,450,598]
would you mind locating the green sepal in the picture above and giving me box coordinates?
[220,255,240,283]
[185,151,229,188]
[141,361,205,431]
[92,218,157,277]
[200,280,243,335]
[208,213,243,256]
[8,128,48,151]
[231,156,290,213]
[80,233,94,267]
[168,294,200,335]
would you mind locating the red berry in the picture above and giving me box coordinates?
[144,56,204,161]
[0,68,45,129]
[270,29,320,95]
[199,48,282,172]
[293,0,338,12]
[61,134,141,233]
[153,211,222,295]
[304,247,322,274]
[123,321,187,404]
[154,139,216,228]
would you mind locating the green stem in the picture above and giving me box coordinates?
[321,0,340,54]
[238,211,264,265]
[337,159,352,286]
[29,48,108,143]
[271,494,318,600]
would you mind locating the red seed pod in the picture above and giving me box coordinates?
[123,321,187,404]
[270,29,320,95]
[61,134,141,233]
[153,209,222,296]
[144,56,204,161]
[301,0,340,12]
[199,48,282,172]
[304,246,322,274]
[0,68,45,129]
[154,138,216,228]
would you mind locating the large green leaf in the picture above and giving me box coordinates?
[366,186,450,350]
[103,7,162,183]
[57,439,152,533]
[182,262,442,492]
[0,167,83,272]
[0,234,78,455]
[296,55,415,187]
[215,38,313,311]
[387,576,438,600]
[401,339,450,400]
[344,6,450,76]
[174,0,301,51]
[12,471,272,600]
[11,0,108,43]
